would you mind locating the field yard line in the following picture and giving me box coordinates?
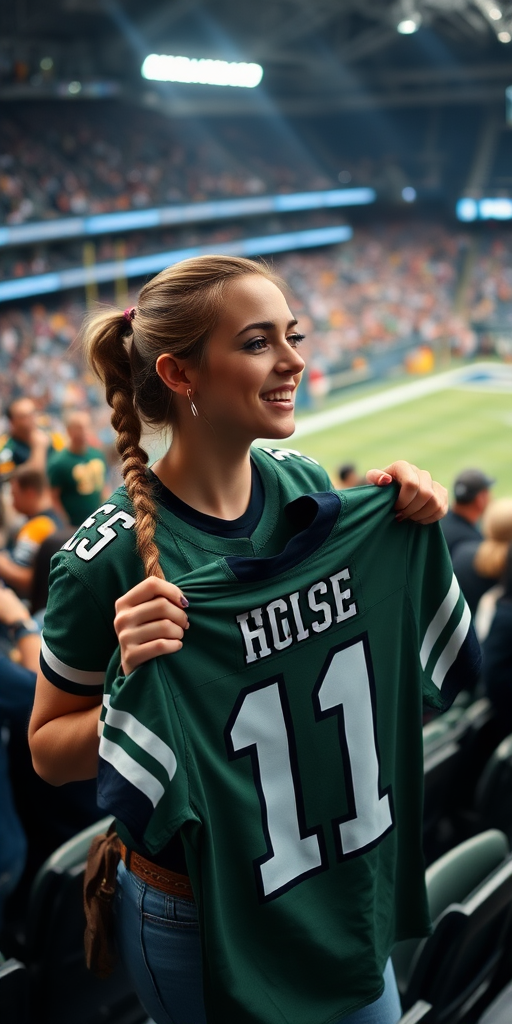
[291,362,500,440]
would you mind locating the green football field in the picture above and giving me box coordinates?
[277,369,512,498]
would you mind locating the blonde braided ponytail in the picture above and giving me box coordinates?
[83,308,163,579]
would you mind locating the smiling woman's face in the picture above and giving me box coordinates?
[190,274,306,444]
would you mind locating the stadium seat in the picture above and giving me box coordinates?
[451,698,508,807]
[474,735,512,844]
[24,816,146,1024]
[0,954,29,1024]
[422,698,510,862]
[423,718,453,750]
[398,1002,434,1023]
[392,829,512,1023]
[422,732,462,864]
[477,979,512,1024]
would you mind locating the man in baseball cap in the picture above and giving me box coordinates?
[441,468,495,557]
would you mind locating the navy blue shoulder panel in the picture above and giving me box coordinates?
[97,758,152,844]
[438,620,482,710]
[225,492,342,582]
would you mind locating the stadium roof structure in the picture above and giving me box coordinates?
[1,0,511,115]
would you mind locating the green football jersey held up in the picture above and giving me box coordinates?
[96,483,480,1024]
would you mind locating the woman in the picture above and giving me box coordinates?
[29,255,466,1024]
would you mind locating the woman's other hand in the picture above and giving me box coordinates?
[366,461,448,525]
[114,576,190,675]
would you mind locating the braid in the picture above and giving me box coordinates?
[82,307,164,580]
[111,387,164,580]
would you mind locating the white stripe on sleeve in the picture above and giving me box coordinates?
[419,574,460,669]
[41,636,105,686]
[98,694,111,737]
[105,705,177,783]
[99,735,164,807]
[431,600,471,690]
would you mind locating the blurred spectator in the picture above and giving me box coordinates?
[0,396,62,481]
[0,586,39,928]
[441,468,495,557]
[48,409,108,525]
[0,579,100,928]
[482,543,512,721]
[0,467,62,595]
[451,497,512,618]
[337,463,365,489]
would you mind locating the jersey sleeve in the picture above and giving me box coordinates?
[40,557,116,696]
[406,522,481,711]
[97,658,195,853]
[40,493,141,696]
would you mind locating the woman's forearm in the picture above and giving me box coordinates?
[29,670,103,786]
[30,703,101,785]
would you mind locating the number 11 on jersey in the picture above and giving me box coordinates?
[226,635,394,901]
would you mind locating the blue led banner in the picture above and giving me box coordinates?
[0,188,374,248]
[456,197,512,221]
[0,225,353,303]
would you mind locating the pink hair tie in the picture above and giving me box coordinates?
[123,307,136,322]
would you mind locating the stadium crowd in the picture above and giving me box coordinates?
[3,221,506,428]
[0,103,335,225]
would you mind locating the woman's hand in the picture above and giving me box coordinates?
[114,576,190,676]
[366,460,448,525]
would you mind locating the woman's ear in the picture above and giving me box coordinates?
[155,353,193,395]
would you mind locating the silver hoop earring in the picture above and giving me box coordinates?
[187,388,199,418]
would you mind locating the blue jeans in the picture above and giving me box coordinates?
[114,860,402,1024]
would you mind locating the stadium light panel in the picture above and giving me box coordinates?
[498,30,511,41]
[480,197,512,219]
[507,85,512,122]
[396,13,422,33]
[456,198,478,222]
[141,54,263,88]
[488,6,502,18]
[456,196,512,221]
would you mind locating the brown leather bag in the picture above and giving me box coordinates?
[83,822,122,978]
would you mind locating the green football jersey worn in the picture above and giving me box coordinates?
[47,445,107,525]
[40,447,332,696]
[97,486,480,1024]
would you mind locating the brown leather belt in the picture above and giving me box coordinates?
[120,842,194,900]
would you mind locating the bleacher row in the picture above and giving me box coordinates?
[2,692,512,1024]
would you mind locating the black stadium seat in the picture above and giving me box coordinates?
[398,1002,434,1023]
[474,735,512,843]
[393,829,512,1023]
[477,979,512,1024]
[0,954,29,1024]
[24,817,146,1024]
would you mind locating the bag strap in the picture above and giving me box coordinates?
[83,821,122,978]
